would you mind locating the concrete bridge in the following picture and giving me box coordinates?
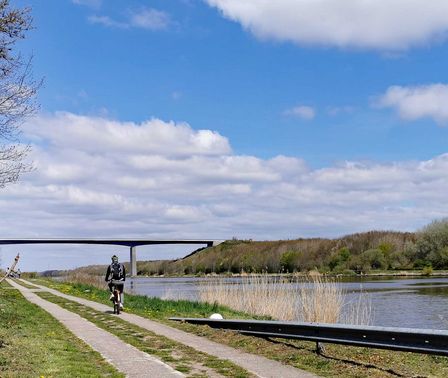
[0,239,225,276]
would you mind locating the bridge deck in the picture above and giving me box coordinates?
[0,238,224,276]
[0,239,219,247]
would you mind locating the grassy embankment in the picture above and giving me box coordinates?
[0,280,123,378]
[63,228,448,277]
[30,278,448,378]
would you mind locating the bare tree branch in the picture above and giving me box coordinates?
[0,0,40,188]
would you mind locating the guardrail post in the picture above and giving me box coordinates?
[130,246,137,277]
[316,342,325,354]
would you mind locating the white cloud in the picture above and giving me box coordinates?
[88,7,171,31]
[205,0,448,50]
[285,105,316,120]
[129,8,171,30]
[3,112,448,270]
[88,15,127,29]
[24,112,231,157]
[72,0,101,8]
[326,106,355,116]
[376,84,448,124]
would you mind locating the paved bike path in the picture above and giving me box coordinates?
[23,279,317,378]
[8,279,183,378]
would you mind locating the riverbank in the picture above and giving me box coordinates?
[30,277,448,378]
[46,268,448,280]
[130,269,448,278]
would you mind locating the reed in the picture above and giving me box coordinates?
[198,274,371,325]
[62,272,105,289]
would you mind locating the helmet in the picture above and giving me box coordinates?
[111,255,118,263]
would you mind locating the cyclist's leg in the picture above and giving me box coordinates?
[117,284,124,307]
[108,282,114,300]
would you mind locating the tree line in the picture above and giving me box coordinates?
[134,219,448,276]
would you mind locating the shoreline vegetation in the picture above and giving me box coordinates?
[197,274,372,324]
[36,219,448,279]
[54,272,373,324]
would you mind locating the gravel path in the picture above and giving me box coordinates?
[22,279,318,378]
[8,279,184,378]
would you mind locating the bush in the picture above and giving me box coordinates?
[328,247,351,271]
[21,271,37,279]
[347,255,368,274]
[428,246,448,269]
[416,219,448,268]
[422,266,433,276]
[359,249,387,270]
[389,250,411,270]
[280,251,301,272]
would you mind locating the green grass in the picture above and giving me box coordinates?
[11,278,39,289]
[35,291,252,378]
[0,281,123,378]
[31,278,259,321]
[30,278,448,378]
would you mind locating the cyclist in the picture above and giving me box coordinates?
[105,255,126,308]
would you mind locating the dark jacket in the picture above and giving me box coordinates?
[105,262,126,281]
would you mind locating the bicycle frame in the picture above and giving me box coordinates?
[109,280,123,314]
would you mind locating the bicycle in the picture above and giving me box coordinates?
[109,280,124,314]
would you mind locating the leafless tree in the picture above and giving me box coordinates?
[0,0,40,188]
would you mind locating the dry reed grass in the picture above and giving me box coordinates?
[199,274,372,325]
[62,272,105,289]
[62,271,371,325]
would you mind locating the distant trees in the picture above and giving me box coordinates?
[127,221,448,276]
[0,0,39,188]
[414,219,448,269]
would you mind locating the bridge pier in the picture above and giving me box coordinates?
[130,246,137,277]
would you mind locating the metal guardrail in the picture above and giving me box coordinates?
[169,317,448,356]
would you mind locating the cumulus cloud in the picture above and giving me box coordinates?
[24,112,231,157]
[88,7,171,30]
[205,0,448,50]
[2,112,448,269]
[285,105,316,120]
[376,84,448,124]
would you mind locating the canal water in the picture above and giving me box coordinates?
[124,276,448,330]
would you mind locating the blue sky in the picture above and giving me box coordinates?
[23,0,448,163]
[2,0,448,270]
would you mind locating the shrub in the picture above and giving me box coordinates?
[422,266,433,276]
[280,251,301,272]
[328,247,351,271]
[359,249,387,270]
[21,271,37,279]
[428,246,448,269]
[388,250,411,270]
[415,219,448,268]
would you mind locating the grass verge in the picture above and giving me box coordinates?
[0,281,123,378]
[30,278,448,378]
[35,290,252,378]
